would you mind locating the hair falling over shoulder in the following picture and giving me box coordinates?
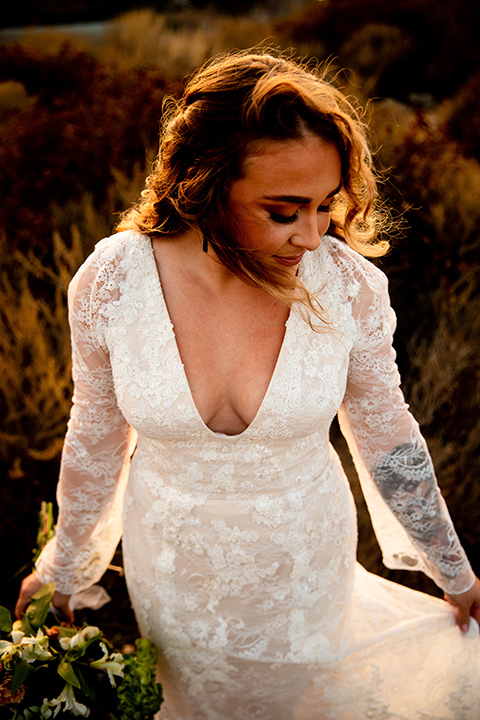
[116,48,389,318]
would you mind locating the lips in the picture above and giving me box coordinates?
[273,253,305,267]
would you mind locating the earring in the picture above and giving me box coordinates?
[202,236,209,253]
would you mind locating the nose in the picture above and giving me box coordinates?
[290,213,327,252]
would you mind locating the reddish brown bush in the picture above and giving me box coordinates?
[0,42,181,255]
[275,0,479,101]
[441,71,480,163]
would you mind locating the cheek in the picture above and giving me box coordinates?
[229,205,271,250]
[317,213,331,237]
[239,216,287,252]
[260,224,293,252]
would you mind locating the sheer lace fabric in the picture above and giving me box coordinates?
[36,231,479,719]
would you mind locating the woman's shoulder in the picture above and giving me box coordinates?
[86,229,150,269]
[315,234,388,298]
[70,230,151,289]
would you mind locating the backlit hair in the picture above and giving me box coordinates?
[117,49,388,314]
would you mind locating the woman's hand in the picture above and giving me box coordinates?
[15,571,74,625]
[445,576,480,632]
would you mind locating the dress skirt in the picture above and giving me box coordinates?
[122,442,480,720]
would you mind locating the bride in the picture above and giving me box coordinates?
[16,50,480,719]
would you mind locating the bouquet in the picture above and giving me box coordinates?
[0,584,163,718]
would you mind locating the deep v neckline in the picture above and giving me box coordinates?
[146,238,294,438]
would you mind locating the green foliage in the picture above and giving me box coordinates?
[114,639,163,720]
[0,592,162,719]
[32,503,56,567]
[0,607,13,634]
[21,584,55,635]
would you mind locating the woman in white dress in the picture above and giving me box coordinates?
[16,50,480,719]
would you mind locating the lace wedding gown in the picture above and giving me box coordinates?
[36,230,480,719]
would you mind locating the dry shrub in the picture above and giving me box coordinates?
[51,159,154,253]
[367,99,416,166]
[404,276,480,557]
[385,118,480,285]
[406,276,480,459]
[8,27,90,55]
[338,24,413,101]
[0,80,34,118]
[0,230,84,466]
[369,108,480,561]
[275,0,479,101]
[0,41,176,254]
[337,99,480,587]
[0,153,155,470]
[98,9,271,75]
[438,70,480,163]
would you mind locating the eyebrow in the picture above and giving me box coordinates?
[262,182,343,204]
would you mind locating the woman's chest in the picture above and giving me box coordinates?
[167,293,290,435]
[104,289,354,440]
[99,236,357,438]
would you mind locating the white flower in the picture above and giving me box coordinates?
[43,684,90,717]
[59,625,102,653]
[90,642,124,686]
[0,628,51,663]
[59,636,72,651]
[19,628,52,662]
[69,626,103,653]
[11,629,25,644]
[0,638,17,661]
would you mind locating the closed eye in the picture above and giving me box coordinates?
[270,199,336,225]
[317,202,332,213]
[270,210,299,225]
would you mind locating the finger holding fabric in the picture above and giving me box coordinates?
[445,576,480,632]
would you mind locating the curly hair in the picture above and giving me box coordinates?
[117,49,388,311]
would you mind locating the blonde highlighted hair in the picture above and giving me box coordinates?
[117,49,388,311]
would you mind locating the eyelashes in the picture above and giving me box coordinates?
[317,203,333,213]
[269,202,333,225]
[269,210,298,225]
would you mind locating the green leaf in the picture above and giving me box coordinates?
[57,657,82,689]
[116,639,163,719]
[25,582,55,631]
[11,657,35,695]
[32,501,57,565]
[58,626,77,639]
[0,605,12,633]
[75,666,96,702]
[20,614,35,636]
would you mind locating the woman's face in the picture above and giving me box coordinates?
[227,132,342,272]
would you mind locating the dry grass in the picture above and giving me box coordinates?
[96,9,272,75]
[0,231,83,466]
[407,278,480,481]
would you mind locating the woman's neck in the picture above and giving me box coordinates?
[153,229,249,295]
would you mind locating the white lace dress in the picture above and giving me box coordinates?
[36,230,480,720]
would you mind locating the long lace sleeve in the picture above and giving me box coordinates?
[35,245,136,595]
[337,261,475,595]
